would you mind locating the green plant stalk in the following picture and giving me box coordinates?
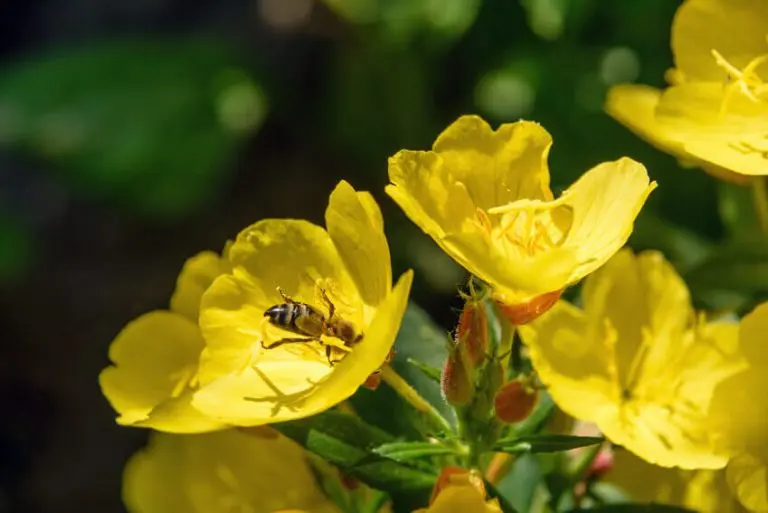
[751,176,768,235]
[380,365,454,436]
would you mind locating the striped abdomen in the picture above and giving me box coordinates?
[264,302,326,338]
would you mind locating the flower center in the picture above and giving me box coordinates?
[169,364,198,398]
[475,198,571,258]
[711,45,768,116]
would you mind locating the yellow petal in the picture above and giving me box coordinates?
[727,452,768,513]
[123,430,339,513]
[605,84,752,184]
[326,180,392,308]
[609,448,745,513]
[524,250,739,469]
[560,158,656,281]
[197,219,360,384]
[519,300,621,422]
[123,434,194,513]
[193,271,413,425]
[415,485,502,513]
[99,311,225,433]
[672,0,768,82]
[656,83,768,176]
[170,250,228,322]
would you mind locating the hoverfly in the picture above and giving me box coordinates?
[263,287,363,365]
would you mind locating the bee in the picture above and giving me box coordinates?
[263,287,363,365]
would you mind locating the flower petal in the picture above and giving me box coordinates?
[170,250,228,322]
[726,451,768,513]
[605,84,752,184]
[561,158,656,282]
[519,301,621,422]
[417,485,502,513]
[193,271,413,425]
[326,180,392,309]
[99,311,224,433]
[672,0,768,81]
[123,430,338,513]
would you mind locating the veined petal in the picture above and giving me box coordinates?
[519,301,621,422]
[605,84,752,184]
[193,272,412,425]
[672,0,768,82]
[430,115,555,208]
[561,158,656,281]
[326,180,391,309]
[99,311,225,433]
[170,250,229,322]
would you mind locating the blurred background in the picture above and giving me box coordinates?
[0,0,753,511]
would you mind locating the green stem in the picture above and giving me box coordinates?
[380,365,454,435]
[751,176,768,235]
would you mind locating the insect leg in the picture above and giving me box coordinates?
[277,287,298,304]
[264,337,317,349]
[320,288,336,319]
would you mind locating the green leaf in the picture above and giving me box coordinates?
[718,182,759,238]
[371,441,457,462]
[0,39,267,219]
[683,237,768,311]
[565,505,697,513]
[274,410,436,501]
[350,302,454,439]
[406,357,442,383]
[498,454,542,513]
[493,434,604,454]
[484,479,521,513]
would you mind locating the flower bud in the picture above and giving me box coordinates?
[455,300,489,368]
[440,345,474,406]
[495,289,562,325]
[493,378,539,424]
[429,466,486,505]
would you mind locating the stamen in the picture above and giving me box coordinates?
[475,208,494,242]
[712,48,768,116]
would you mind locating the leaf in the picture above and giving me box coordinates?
[371,441,457,462]
[274,410,436,501]
[0,39,267,219]
[565,504,697,513]
[493,434,604,454]
[484,479,521,513]
[497,454,542,513]
[349,301,454,439]
[683,237,768,311]
[406,357,442,383]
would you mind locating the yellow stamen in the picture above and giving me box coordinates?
[712,48,768,116]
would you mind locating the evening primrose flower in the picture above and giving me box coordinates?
[123,429,340,513]
[387,115,654,322]
[99,249,230,433]
[519,249,744,469]
[606,0,768,179]
[191,180,413,425]
[708,302,768,513]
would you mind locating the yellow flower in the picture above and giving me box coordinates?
[414,468,502,513]
[386,115,655,316]
[708,302,768,513]
[608,448,747,513]
[99,249,230,433]
[123,429,340,513]
[606,0,768,179]
[191,180,413,425]
[519,248,744,469]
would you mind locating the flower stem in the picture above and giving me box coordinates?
[751,176,768,235]
[485,452,515,485]
[380,365,454,435]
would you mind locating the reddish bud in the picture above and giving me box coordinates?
[441,346,474,406]
[493,378,539,424]
[495,289,562,325]
[430,466,486,505]
[455,300,488,368]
